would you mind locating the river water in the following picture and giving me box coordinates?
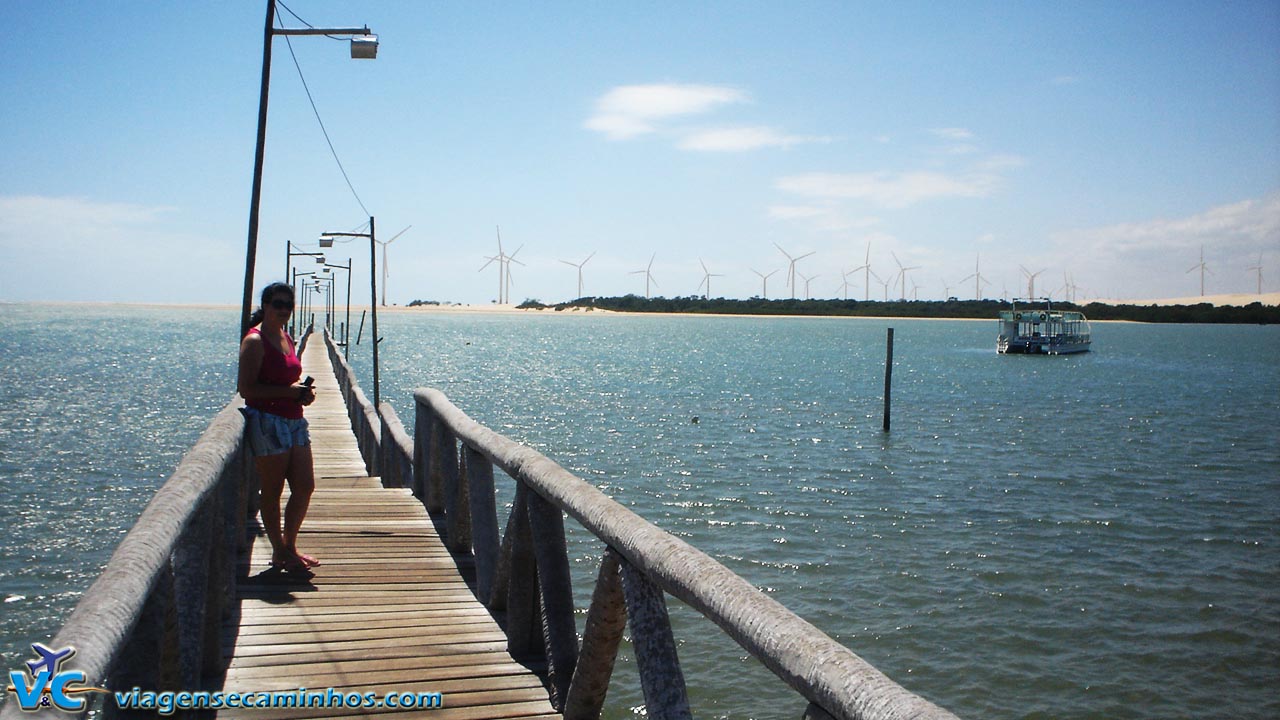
[2,304,1277,718]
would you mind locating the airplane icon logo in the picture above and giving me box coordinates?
[8,643,94,712]
[25,643,76,679]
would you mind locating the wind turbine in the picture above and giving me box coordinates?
[849,242,872,301]
[697,259,724,299]
[751,268,778,299]
[560,251,595,299]
[799,272,820,300]
[630,253,658,298]
[1020,265,1047,299]
[838,271,855,300]
[911,279,922,301]
[1051,271,1079,302]
[478,227,509,304]
[961,253,989,300]
[890,252,920,301]
[869,268,890,301]
[1249,253,1263,295]
[1186,246,1212,296]
[478,226,522,304]
[774,242,815,299]
[504,243,525,305]
[375,226,411,305]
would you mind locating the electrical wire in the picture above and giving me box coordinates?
[275,2,372,218]
[277,0,346,41]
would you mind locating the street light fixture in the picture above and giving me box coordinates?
[286,241,325,288]
[350,35,379,59]
[240,0,377,339]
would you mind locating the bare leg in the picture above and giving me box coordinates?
[255,453,292,567]
[283,444,318,566]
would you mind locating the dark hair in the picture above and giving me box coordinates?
[248,282,295,327]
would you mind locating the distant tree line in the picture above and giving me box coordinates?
[514,296,1279,324]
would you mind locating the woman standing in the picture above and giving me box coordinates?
[238,282,319,572]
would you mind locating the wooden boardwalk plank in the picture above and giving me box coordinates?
[217,343,557,719]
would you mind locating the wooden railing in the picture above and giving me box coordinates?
[1,411,251,719]
[327,332,960,720]
[324,329,380,476]
[0,328,317,720]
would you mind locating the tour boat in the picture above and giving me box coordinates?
[997,299,1091,355]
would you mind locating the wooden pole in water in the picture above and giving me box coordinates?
[883,327,894,432]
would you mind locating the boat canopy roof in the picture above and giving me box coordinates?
[999,298,1089,323]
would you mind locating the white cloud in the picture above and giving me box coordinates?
[0,195,235,302]
[768,205,828,220]
[585,83,747,140]
[930,127,974,141]
[767,204,882,232]
[776,170,1000,209]
[0,195,173,237]
[1055,193,1280,256]
[679,126,830,152]
[1049,193,1280,300]
[977,154,1028,171]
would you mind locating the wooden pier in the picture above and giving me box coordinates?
[0,328,959,720]
[218,343,558,718]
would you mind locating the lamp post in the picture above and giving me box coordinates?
[324,260,353,358]
[292,270,315,336]
[286,242,325,280]
[319,217,381,410]
[286,243,325,333]
[240,0,377,339]
[310,276,335,333]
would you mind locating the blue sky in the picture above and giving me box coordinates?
[2,1,1277,305]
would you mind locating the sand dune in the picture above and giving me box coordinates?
[1084,292,1279,307]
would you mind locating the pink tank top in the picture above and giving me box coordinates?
[245,327,303,419]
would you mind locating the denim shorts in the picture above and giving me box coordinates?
[240,407,311,457]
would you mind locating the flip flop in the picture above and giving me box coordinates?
[270,554,310,573]
[295,552,321,568]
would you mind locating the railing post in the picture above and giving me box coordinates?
[620,560,692,720]
[464,445,500,605]
[379,412,391,485]
[502,482,543,658]
[438,426,471,551]
[212,450,243,664]
[379,403,410,489]
[365,405,381,479]
[414,401,432,502]
[104,567,177,720]
[564,548,627,720]
[527,490,579,710]
[172,497,212,690]
[241,437,259,537]
[426,412,447,513]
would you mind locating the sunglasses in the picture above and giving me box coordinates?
[269,299,294,310]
